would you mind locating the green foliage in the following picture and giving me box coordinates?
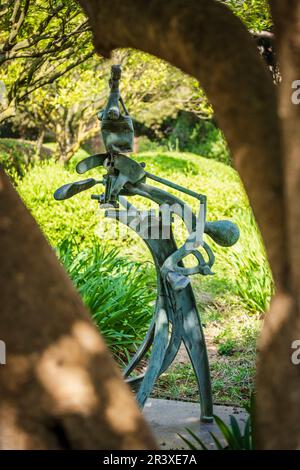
[165,117,231,165]
[0,0,93,121]
[0,138,51,179]
[119,49,212,128]
[137,136,166,153]
[15,154,99,248]
[56,239,155,356]
[230,245,274,313]
[217,213,274,313]
[17,58,107,162]
[225,0,272,31]
[179,413,253,450]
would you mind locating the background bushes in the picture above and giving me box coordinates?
[0,138,52,179]
[138,115,231,165]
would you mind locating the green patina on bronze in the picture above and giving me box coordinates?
[99,64,134,154]
[54,65,239,423]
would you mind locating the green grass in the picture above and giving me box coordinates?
[152,302,260,407]
[153,359,255,407]
[9,143,272,407]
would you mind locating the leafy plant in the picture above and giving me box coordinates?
[179,413,253,450]
[227,217,274,314]
[0,138,52,180]
[226,0,272,32]
[217,338,236,356]
[162,116,231,165]
[233,252,274,313]
[56,238,156,358]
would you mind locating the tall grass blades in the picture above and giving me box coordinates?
[56,239,156,358]
[227,213,274,314]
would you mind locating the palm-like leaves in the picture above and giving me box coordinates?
[178,413,253,450]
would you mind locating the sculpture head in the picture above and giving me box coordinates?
[98,65,134,154]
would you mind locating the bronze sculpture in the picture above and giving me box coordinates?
[54,65,239,422]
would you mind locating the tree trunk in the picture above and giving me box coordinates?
[0,167,156,449]
[35,128,45,160]
[254,0,300,449]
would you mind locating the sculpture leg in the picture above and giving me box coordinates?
[159,322,182,375]
[158,293,183,375]
[136,305,170,408]
[123,318,155,378]
[182,307,213,423]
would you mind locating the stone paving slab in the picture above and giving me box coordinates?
[143,398,248,450]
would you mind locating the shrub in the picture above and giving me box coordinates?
[163,116,231,165]
[215,212,274,313]
[57,239,156,357]
[0,138,52,179]
[16,159,99,247]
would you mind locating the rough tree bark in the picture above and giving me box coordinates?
[254,0,300,449]
[0,167,156,449]
[77,0,300,448]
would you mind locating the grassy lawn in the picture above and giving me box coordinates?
[153,283,260,407]
[9,143,272,408]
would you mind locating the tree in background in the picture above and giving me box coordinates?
[118,48,211,129]
[0,0,93,122]
[14,48,211,163]
[0,0,276,163]
[15,58,107,163]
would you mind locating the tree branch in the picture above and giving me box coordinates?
[7,0,30,45]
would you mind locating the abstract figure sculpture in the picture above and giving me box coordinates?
[54,65,239,423]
